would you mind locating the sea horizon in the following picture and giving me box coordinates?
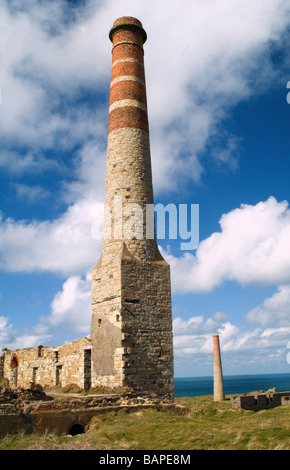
[173,372,290,397]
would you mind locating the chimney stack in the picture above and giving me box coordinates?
[90,17,174,398]
[102,16,157,263]
[213,334,225,401]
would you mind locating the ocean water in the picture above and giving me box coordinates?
[174,373,290,397]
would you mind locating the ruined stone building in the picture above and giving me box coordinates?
[0,338,92,391]
[0,17,174,399]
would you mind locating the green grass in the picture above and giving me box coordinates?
[1,395,290,450]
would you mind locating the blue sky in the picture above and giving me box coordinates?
[1,0,290,378]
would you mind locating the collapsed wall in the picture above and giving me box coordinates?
[231,390,290,411]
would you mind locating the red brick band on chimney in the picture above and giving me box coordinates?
[108,17,149,134]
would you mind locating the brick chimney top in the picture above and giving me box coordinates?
[109,16,147,43]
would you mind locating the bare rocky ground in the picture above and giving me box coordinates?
[0,383,188,437]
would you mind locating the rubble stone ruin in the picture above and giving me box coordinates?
[0,17,175,400]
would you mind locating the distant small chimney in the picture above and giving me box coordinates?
[213,334,225,401]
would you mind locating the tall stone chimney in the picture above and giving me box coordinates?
[213,334,225,401]
[91,17,174,398]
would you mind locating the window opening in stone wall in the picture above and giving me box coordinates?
[54,350,59,362]
[55,365,62,387]
[0,354,4,380]
[83,349,91,391]
[37,345,44,357]
[98,318,102,326]
[10,354,19,387]
[10,355,19,368]
[124,299,140,304]
[32,367,38,384]
[116,314,120,322]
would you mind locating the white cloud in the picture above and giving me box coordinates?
[3,334,52,352]
[173,312,290,374]
[0,316,14,345]
[0,314,49,351]
[247,285,290,327]
[0,198,103,276]
[37,272,92,335]
[140,0,290,190]
[164,197,290,293]
[63,141,107,204]
[1,194,290,323]
[0,273,92,351]
[0,0,109,150]
[173,316,247,357]
[173,311,229,336]
[14,183,50,202]
[0,150,60,175]
[0,0,289,191]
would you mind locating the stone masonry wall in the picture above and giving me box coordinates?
[1,337,92,389]
[231,391,290,411]
[91,256,124,389]
[91,248,174,398]
[102,127,157,263]
[121,258,174,397]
